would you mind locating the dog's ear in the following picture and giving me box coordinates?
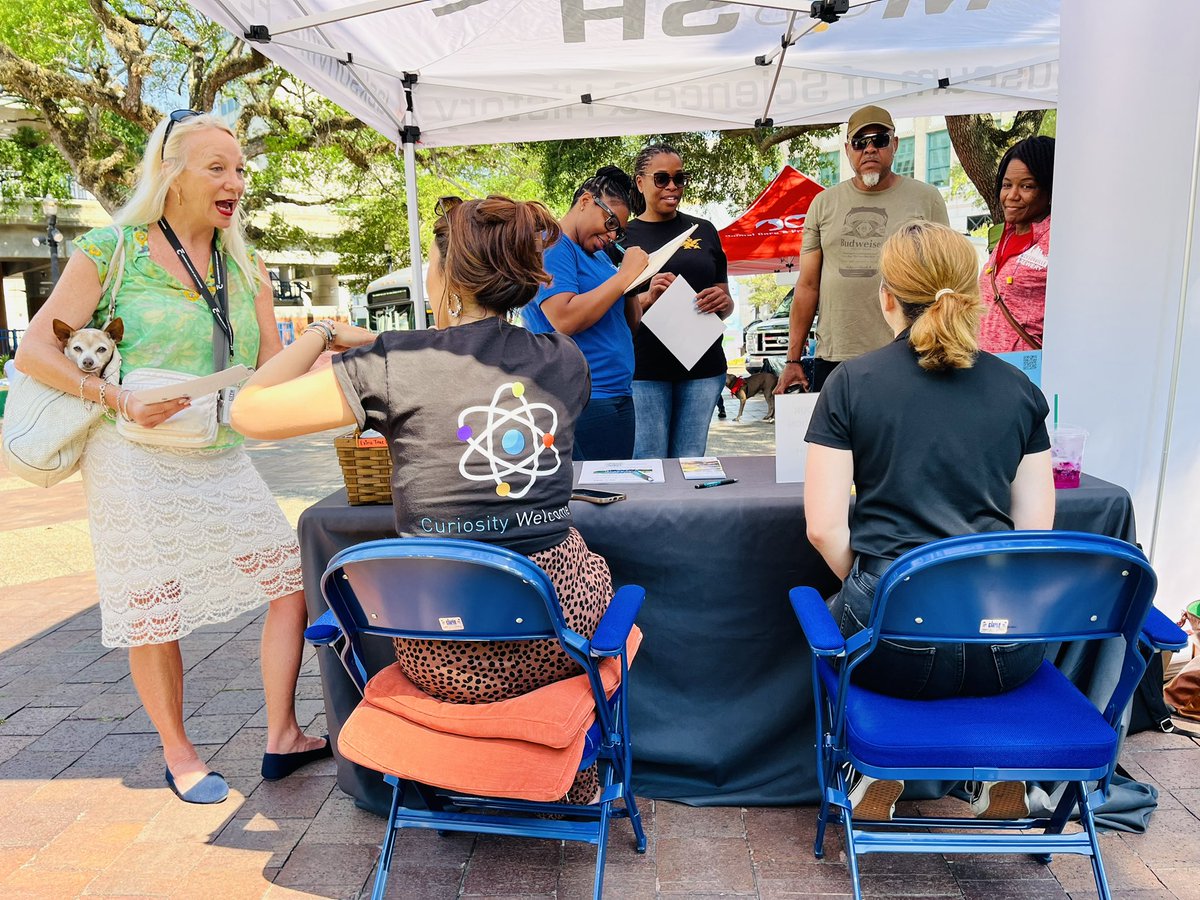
[52,319,74,342]
[104,318,124,343]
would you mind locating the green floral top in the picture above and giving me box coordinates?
[75,224,263,449]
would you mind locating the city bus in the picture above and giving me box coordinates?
[362,267,434,331]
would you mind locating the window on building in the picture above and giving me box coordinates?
[927,130,952,187]
[893,136,915,178]
[817,150,840,187]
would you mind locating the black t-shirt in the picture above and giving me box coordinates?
[805,331,1051,560]
[333,318,590,555]
[623,213,729,381]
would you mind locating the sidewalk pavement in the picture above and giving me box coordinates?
[1,416,1198,899]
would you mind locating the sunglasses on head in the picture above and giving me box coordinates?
[850,131,893,152]
[592,195,625,241]
[651,170,691,189]
[435,195,464,218]
[162,109,202,159]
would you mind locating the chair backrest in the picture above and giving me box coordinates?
[870,531,1157,648]
[320,536,606,713]
[322,537,566,643]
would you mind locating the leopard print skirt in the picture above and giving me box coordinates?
[392,528,611,804]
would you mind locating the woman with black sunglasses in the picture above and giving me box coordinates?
[624,144,733,459]
[522,166,650,460]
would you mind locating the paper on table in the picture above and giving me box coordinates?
[774,392,821,483]
[578,459,666,484]
[639,275,725,371]
[131,365,252,403]
[623,224,698,292]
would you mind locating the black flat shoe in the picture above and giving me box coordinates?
[261,735,333,781]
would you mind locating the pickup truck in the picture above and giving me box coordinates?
[743,290,817,373]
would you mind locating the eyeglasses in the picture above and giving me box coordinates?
[435,195,463,218]
[162,109,201,159]
[651,171,691,189]
[592,195,625,241]
[849,131,893,152]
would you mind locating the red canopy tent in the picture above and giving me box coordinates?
[719,165,825,276]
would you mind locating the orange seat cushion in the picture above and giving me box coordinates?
[363,625,642,747]
[336,627,642,802]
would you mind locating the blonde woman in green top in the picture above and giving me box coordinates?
[15,112,330,804]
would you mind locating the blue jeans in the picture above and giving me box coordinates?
[573,395,635,461]
[829,560,1045,700]
[632,374,726,458]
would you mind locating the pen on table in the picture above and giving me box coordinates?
[695,478,737,489]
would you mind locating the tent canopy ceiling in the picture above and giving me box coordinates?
[191,0,1058,149]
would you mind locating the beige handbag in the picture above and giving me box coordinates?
[115,368,219,448]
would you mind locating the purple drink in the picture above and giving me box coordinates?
[1053,461,1081,490]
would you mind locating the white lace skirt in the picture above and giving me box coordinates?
[81,423,304,648]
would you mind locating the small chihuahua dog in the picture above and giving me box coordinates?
[53,318,124,376]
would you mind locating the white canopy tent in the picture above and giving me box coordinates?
[192,0,1199,614]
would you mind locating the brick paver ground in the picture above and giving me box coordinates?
[1,412,1197,899]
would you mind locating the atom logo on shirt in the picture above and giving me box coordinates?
[456,382,561,498]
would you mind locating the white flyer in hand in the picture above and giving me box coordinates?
[623,224,698,292]
[639,275,725,371]
[131,365,252,403]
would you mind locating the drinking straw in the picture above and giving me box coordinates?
[1053,394,1059,430]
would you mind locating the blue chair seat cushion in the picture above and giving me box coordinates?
[845,661,1117,773]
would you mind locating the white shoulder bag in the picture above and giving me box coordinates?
[2,226,126,487]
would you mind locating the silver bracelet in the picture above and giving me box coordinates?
[303,320,336,351]
[118,389,135,423]
[79,375,91,403]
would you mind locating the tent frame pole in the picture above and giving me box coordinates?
[1147,85,1200,562]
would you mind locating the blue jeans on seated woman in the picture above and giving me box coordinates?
[632,374,726,459]
[572,395,635,461]
[828,560,1045,700]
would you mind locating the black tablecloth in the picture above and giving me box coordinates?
[298,456,1136,815]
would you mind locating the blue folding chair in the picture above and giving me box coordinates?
[790,531,1188,900]
[306,537,647,900]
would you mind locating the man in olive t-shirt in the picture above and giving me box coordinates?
[775,105,949,393]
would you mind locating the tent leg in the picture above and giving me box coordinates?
[402,137,425,329]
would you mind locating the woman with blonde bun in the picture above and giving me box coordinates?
[803,220,1055,820]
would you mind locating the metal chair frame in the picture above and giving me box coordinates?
[790,531,1188,900]
[308,537,647,900]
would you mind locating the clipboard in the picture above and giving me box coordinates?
[131,365,252,403]
[624,224,698,292]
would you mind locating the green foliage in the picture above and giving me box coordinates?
[741,274,792,319]
[0,0,101,64]
[0,126,74,206]
[1039,110,1057,137]
[524,131,783,214]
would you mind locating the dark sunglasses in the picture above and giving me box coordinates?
[435,195,463,218]
[651,171,691,189]
[592,195,625,241]
[162,109,201,159]
[850,131,893,152]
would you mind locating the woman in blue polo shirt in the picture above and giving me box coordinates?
[522,167,653,460]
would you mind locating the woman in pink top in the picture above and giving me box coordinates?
[978,136,1054,353]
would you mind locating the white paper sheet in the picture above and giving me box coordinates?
[131,365,252,403]
[774,392,821,483]
[578,459,665,484]
[623,224,699,292]
[638,275,725,372]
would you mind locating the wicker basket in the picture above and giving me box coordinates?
[334,430,393,505]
